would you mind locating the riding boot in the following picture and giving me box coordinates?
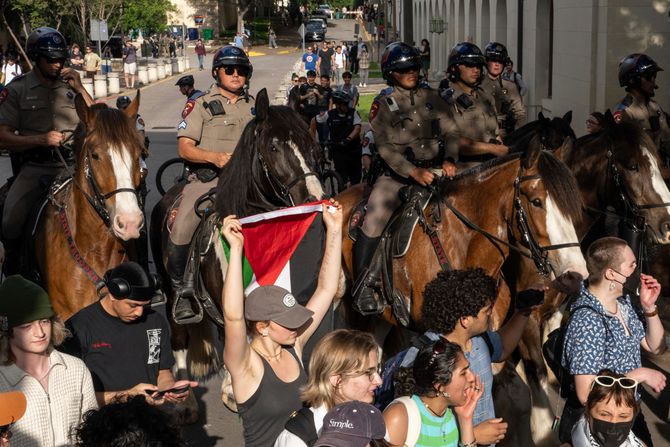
[167,241,196,322]
[352,233,384,315]
[2,238,22,276]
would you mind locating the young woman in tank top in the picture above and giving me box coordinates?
[221,200,343,447]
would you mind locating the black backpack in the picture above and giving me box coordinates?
[284,407,318,447]
[542,305,609,398]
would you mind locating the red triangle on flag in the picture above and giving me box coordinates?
[241,212,318,286]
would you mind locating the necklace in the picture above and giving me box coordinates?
[419,396,447,417]
[252,345,283,361]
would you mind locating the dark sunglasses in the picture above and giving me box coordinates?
[394,66,420,74]
[428,338,448,366]
[45,57,66,64]
[222,65,250,77]
[461,62,482,68]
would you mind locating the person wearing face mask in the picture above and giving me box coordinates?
[613,54,669,159]
[274,329,382,446]
[571,370,645,447]
[560,237,666,446]
[442,42,507,169]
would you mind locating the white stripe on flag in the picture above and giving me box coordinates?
[239,203,324,225]
[244,261,291,295]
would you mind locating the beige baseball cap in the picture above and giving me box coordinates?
[245,286,314,329]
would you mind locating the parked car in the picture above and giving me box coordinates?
[304,20,326,41]
[318,4,334,19]
[309,10,329,24]
[309,17,327,30]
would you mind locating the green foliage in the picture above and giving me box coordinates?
[356,93,375,122]
[9,0,76,29]
[122,0,175,34]
[308,0,353,11]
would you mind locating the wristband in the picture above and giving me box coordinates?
[643,306,658,318]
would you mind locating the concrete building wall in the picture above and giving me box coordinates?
[395,0,670,135]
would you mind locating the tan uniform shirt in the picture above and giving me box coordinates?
[369,85,459,178]
[480,75,527,131]
[0,70,79,142]
[177,86,255,153]
[445,83,499,144]
[614,93,670,152]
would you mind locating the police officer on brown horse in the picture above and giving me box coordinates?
[614,53,669,159]
[171,45,255,322]
[352,42,459,315]
[0,27,94,273]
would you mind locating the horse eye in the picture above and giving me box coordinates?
[628,163,639,171]
[531,198,543,208]
[91,153,100,160]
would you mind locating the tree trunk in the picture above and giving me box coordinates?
[1,11,32,70]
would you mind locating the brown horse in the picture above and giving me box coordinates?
[150,89,325,381]
[35,93,145,320]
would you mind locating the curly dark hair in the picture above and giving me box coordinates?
[72,396,183,446]
[393,339,463,398]
[420,268,497,334]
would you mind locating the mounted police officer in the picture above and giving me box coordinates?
[614,53,669,159]
[353,42,459,315]
[176,75,204,114]
[480,42,526,136]
[0,27,94,273]
[172,45,255,322]
[443,42,508,168]
[326,90,362,185]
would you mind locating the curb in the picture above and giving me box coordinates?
[96,67,198,104]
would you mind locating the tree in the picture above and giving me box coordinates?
[123,0,175,34]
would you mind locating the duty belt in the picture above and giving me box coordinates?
[23,147,74,165]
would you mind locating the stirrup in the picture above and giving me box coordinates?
[172,286,204,325]
[352,273,385,315]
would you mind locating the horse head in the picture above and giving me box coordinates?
[570,110,670,244]
[506,111,575,153]
[73,92,144,240]
[215,88,324,217]
[514,139,588,278]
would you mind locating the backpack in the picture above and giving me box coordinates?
[284,407,318,447]
[542,305,609,398]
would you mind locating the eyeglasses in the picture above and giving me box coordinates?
[222,65,250,77]
[353,366,382,381]
[586,120,598,126]
[591,375,638,390]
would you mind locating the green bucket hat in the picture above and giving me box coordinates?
[0,275,54,331]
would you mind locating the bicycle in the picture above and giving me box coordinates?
[155,157,190,196]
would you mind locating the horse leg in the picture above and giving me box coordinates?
[494,361,533,447]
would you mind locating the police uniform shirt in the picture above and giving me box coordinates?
[369,85,459,178]
[177,86,255,154]
[480,75,527,128]
[0,70,79,140]
[445,83,499,144]
[614,94,670,151]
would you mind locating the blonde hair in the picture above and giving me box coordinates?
[0,316,70,365]
[301,329,379,409]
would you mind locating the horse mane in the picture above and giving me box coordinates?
[570,117,657,175]
[73,104,143,162]
[214,104,314,218]
[506,116,576,153]
[440,144,583,222]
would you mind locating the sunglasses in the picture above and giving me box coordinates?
[428,338,448,367]
[394,66,420,74]
[461,62,482,68]
[591,375,638,390]
[222,65,250,77]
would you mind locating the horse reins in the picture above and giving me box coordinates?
[256,149,319,207]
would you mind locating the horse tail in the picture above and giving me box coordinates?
[187,320,220,378]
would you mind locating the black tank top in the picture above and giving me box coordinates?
[237,347,307,447]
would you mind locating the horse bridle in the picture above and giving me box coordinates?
[513,168,581,277]
[256,147,319,207]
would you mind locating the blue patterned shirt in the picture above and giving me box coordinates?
[562,284,645,376]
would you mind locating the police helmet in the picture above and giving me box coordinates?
[484,42,509,63]
[380,42,422,82]
[447,42,486,83]
[116,96,132,110]
[26,27,68,61]
[211,45,253,79]
[175,75,194,86]
[332,90,351,105]
[618,53,663,88]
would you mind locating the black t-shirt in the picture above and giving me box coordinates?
[318,86,333,111]
[318,48,334,73]
[63,301,174,392]
[299,82,324,118]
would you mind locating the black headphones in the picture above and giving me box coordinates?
[104,270,160,301]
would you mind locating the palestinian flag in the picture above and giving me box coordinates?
[219,202,327,305]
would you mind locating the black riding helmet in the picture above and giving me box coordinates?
[484,42,509,63]
[116,95,132,110]
[447,42,486,83]
[175,75,194,86]
[26,27,68,61]
[380,42,422,84]
[618,53,663,88]
[332,90,351,105]
[211,45,253,80]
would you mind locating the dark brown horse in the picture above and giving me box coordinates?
[35,93,145,320]
[150,89,325,381]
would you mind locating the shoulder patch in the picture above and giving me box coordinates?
[369,100,381,122]
[181,100,196,119]
[0,89,8,105]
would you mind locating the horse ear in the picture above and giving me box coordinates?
[553,136,573,160]
[255,88,269,121]
[123,89,141,119]
[74,94,94,128]
[562,110,572,124]
[522,141,541,169]
[538,111,546,121]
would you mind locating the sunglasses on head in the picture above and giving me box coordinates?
[591,375,638,390]
[222,65,250,77]
[428,338,448,367]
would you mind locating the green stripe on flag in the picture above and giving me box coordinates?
[218,227,254,288]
